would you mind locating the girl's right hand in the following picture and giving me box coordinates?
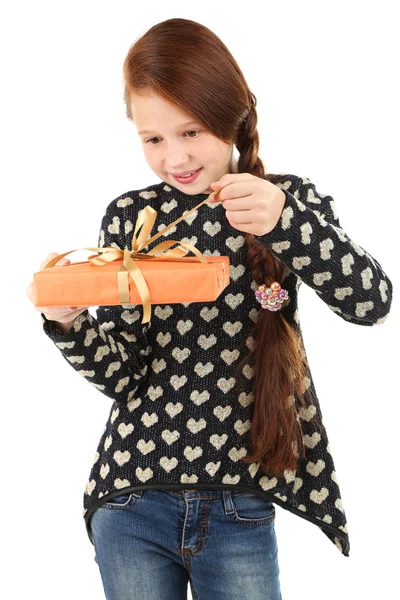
[26,252,90,323]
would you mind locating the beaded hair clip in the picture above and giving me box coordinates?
[254,281,289,311]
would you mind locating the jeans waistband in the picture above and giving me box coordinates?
[162,489,225,498]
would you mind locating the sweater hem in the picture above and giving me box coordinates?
[83,483,350,557]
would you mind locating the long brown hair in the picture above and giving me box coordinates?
[122,18,322,477]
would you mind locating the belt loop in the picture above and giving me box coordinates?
[223,489,234,514]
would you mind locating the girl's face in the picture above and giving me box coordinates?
[130,91,235,195]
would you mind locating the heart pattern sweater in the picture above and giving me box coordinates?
[41,173,393,557]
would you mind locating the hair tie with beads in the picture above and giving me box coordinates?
[254,281,289,311]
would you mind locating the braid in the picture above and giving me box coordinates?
[236,93,262,174]
[231,94,322,476]
[235,96,284,291]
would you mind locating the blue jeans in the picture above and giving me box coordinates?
[90,488,282,600]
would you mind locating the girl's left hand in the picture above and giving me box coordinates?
[209,173,286,237]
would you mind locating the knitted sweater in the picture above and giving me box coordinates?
[41,174,393,557]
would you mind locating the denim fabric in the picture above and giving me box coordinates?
[90,488,282,599]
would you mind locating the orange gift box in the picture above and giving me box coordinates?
[34,255,229,306]
[33,192,230,323]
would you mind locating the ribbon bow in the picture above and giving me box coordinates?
[44,190,220,323]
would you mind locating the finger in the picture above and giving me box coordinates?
[42,306,89,323]
[216,182,253,203]
[33,306,76,315]
[26,282,34,302]
[40,252,59,270]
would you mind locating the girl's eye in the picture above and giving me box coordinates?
[184,130,199,138]
[145,130,200,144]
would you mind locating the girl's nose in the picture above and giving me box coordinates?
[165,143,190,165]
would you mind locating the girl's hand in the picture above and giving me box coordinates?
[26,252,90,323]
[209,173,286,236]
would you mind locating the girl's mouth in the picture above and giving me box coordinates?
[172,168,202,184]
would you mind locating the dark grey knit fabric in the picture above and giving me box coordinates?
[41,174,393,557]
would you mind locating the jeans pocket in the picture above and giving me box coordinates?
[230,492,275,525]
[101,489,143,510]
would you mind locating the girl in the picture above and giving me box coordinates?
[27,17,393,600]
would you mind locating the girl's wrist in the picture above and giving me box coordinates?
[49,318,76,334]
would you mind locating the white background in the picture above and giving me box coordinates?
[1,1,399,599]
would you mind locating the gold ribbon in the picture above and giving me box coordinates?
[44,190,221,323]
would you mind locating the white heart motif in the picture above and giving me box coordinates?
[184,446,203,461]
[118,423,134,438]
[190,390,210,405]
[259,475,278,490]
[209,433,228,449]
[306,459,326,477]
[234,419,251,435]
[170,375,188,391]
[161,430,180,445]
[181,474,198,484]
[160,457,178,472]
[310,487,329,504]
[141,412,158,427]
[165,402,184,417]
[213,405,232,421]
[228,447,247,461]
[136,467,153,483]
[186,418,207,434]
[225,235,245,252]
[85,479,96,496]
[137,439,156,455]
[205,462,221,476]
[113,450,131,466]
[222,474,240,485]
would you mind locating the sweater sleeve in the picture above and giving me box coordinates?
[41,194,152,403]
[255,175,393,326]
